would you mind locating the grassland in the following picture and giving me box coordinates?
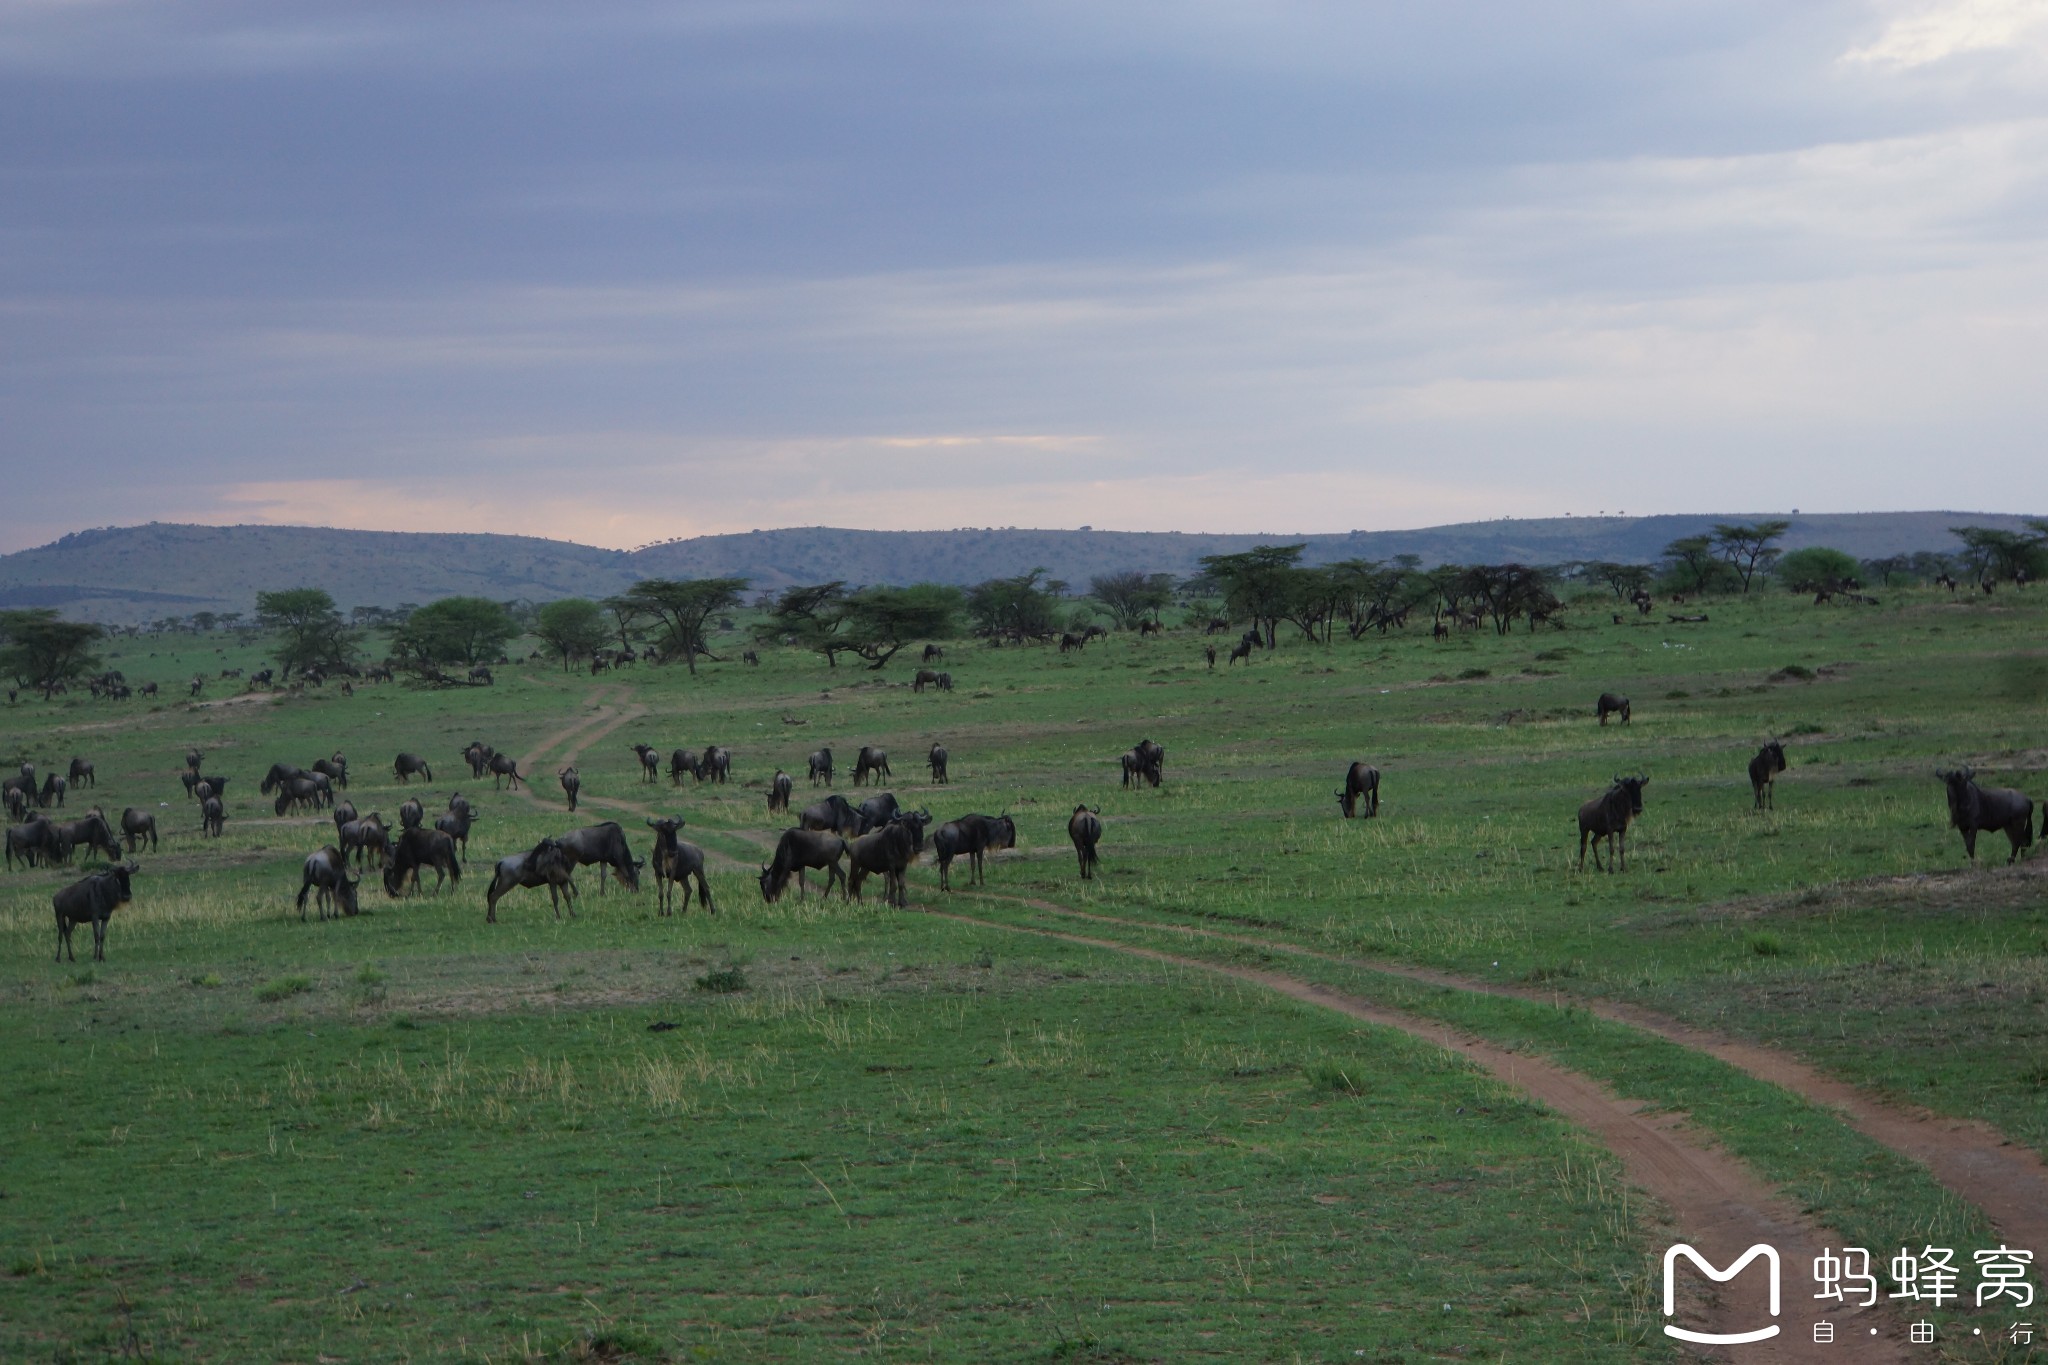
[1,585,2044,1360]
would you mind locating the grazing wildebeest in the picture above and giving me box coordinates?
[1596,693,1631,726]
[928,744,949,784]
[398,797,425,830]
[51,809,121,863]
[845,811,931,907]
[1227,638,1253,666]
[559,766,581,812]
[646,817,715,915]
[698,746,732,784]
[200,796,226,838]
[807,748,834,785]
[53,862,136,962]
[468,666,494,686]
[312,753,348,790]
[339,815,391,871]
[394,752,434,783]
[853,746,891,786]
[1068,805,1103,880]
[434,804,477,862]
[484,837,577,923]
[1938,767,2035,864]
[913,669,942,693]
[800,794,864,838]
[120,807,158,852]
[382,827,463,897]
[768,770,793,815]
[1336,762,1380,819]
[487,753,525,790]
[1059,632,1085,654]
[932,812,1015,891]
[923,644,944,663]
[67,758,94,788]
[557,822,642,892]
[273,776,326,817]
[1129,739,1165,788]
[260,762,308,796]
[463,741,494,779]
[1748,741,1788,811]
[1577,775,1649,873]
[295,846,361,922]
[6,816,59,869]
[1138,620,1163,638]
[758,828,850,902]
[631,743,661,783]
[669,749,701,784]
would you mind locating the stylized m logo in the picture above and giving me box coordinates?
[1663,1243,1781,1344]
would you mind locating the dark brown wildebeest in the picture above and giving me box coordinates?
[1204,617,1229,635]
[1058,632,1085,653]
[853,746,890,786]
[39,774,66,808]
[742,649,759,666]
[434,804,477,862]
[382,827,462,897]
[200,795,226,838]
[312,753,348,790]
[800,794,864,838]
[557,822,642,892]
[6,815,59,869]
[468,666,494,686]
[758,828,850,902]
[189,674,204,698]
[936,672,953,691]
[923,644,945,663]
[1748,741,1787,810]
[181,770,230,801]
[487,753,525,790]
[631,743,661,783]
[339,815,391,871]
[1596,693,1631,726]
[559,766,581,812]
[808,748,834,785]
[1227,638,1253,666]
[295,846,361,922]
[1577,775,1649,873]
[394,752,433,783]
[67,757,94,788]
[1938,767,2035,864]
[1336,762,1380,819]
[768,770,793,814]
[1138,620,1163,638]
[913,669,942,693]
[485,837,577,923]
[185,749,203,773]
[463,741,493,779]
[53,862,136,962]
[698,746,732,784]
[932,812,1014,891]
[1119,739,1163,788]
[646,817,715,915]
[1068,805,1102,880]
[398,797,425,830]
[49,809,120,863]
[260,762,308,796]
[272,776,325,817]
[928,744,949,784]
[332,798,358,832]
[2,784,26,825]
[846,811,931,907]
[120,807,157,852]
[857,793,916,835]
[669,748,701,784]
[138,680,159,698]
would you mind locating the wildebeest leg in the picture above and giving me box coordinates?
[56,918,70,962]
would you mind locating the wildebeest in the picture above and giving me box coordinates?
[463,741,494,779]
[185,748,203,772]
[38,773,67,808]
[312,753,348,790]
[669,749,701,784]
[67,757,94,788]
[180,771,230,801]
[487,753,525,790]
[1205,645,1217,669]
[914,669,943,693]
[485,837,577,923]
[932,812,1014,891]
[200,796,226,838]
[50,809,121,863]
[295,846,361,922]
[1938,767,2035,864]
[1068,805,1103,879]
[758,828,850,902]
[382,826,463,897]
[1577,775,1649,872]
[272,775,327,817]
[646,817,715,915]
[559,766,581,812]
[768,770,793,814]
[53,862,136,962]
[845,811,931,907]
[332,797,358,832]
[800,794,864,838]
[1120,739,1164,789]
[1227,638,1253,666]
[807,748,834,785]
[631,743,661,783]
[1059,632,1085,653]
[394,752,434,783]
[928,744,949,784]
[1596,693,1631,726]
[742,649,759,666]
[6,816,61,869]
[556,822,642,892]
[260,761,309,795]
[1748,741,1788,811]
[1336,762,1380,819]
[698,746,732,784]
[434,804,477,862]
[852,746,891,786]
[119,807,158,852]
[339,814,392,870]
[857,792,902,834]
[923,644,944,663]
[468,665,494,686]
[398,796,426,830]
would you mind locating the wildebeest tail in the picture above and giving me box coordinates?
[295,880,312,913]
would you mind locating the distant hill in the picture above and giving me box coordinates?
[0,511,2033,622]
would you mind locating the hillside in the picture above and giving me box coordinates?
[0,511,2032,621]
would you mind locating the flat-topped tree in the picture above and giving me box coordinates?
[391,597,516,674]
[255,587,357,681]
[535,598,610,671]
[0,609,104,701]
[1711,520,1791,593]
[620,577,749,674]
[763,582,963,669]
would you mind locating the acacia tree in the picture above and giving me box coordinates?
[1660,536,1722,594]
[1952,525,2048,582]
[390,596,516,673]
[1712,520,1790,592]
[1582,561,1653,600]
[620,577,749,674]
[255,587,357,679]
[1199,544,1308,648]
[0,609,104,700]
[763,582,963,669]
[966,569,1060,640]
[534,598,610,670]
[1775,547,1862,593]
[1088,571,1174,631]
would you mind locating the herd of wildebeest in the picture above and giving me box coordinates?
[4,675,2039,962]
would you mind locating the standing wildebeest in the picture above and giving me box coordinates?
[295,846,361,922]
[260,762,308,796]
[557,822,642,892]
[1336,762,1380,819]
[434,804,477,862]
[758,828,850,902]
[39,774,66,808]
[857,792,902,834]
[846,811,931,907]
[273,776,326,817]
[928,744,949,784]
[923,644,944,664]
[1596,693,1631,726]
[119,807,158,852]
[742,649,759,666]
[646,817,715,915]
[698,746,732,784]
[200,796,226,838]
[932,812,1014,891]
[669,748,701,784]
[1577,775,1649,873]
[394,752,434,783]
[1068,805,1103,880]
[800,794,864,838]
[768,770,793,815]
[559,766,581,812]
[468,666,494,686]
[485,837,577,923]
[1227,638,1253,666]
[51,809,121,864]
[67,757,94,788]
[807,748,834,785]
[1205,645,1217,670]
[1938,767,2035,864]
[339,814,391,871]
[53,862,136,962]
[312,753,348,790]
[382,827,462,897]
[1118,739,1164,789]
[463,741,494,779]
[181,770,230,801]
[936,672,952,692]
[185,748,203,773]
[6,816,60,869]
[398,797,425,830]
[852,746,891,786]
[487,753,525,790]
[913,669,942,693]
[1748,741,1788,810]
[332,798,358,832]
[631,743,661,783]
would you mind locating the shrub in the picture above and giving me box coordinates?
[255,975,314,1003]
[694,967,749,994]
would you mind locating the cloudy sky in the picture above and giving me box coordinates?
[3,0,2045,553]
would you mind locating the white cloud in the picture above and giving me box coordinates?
[1842,0,2048,68]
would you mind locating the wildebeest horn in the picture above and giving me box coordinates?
[646,818,659,827]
